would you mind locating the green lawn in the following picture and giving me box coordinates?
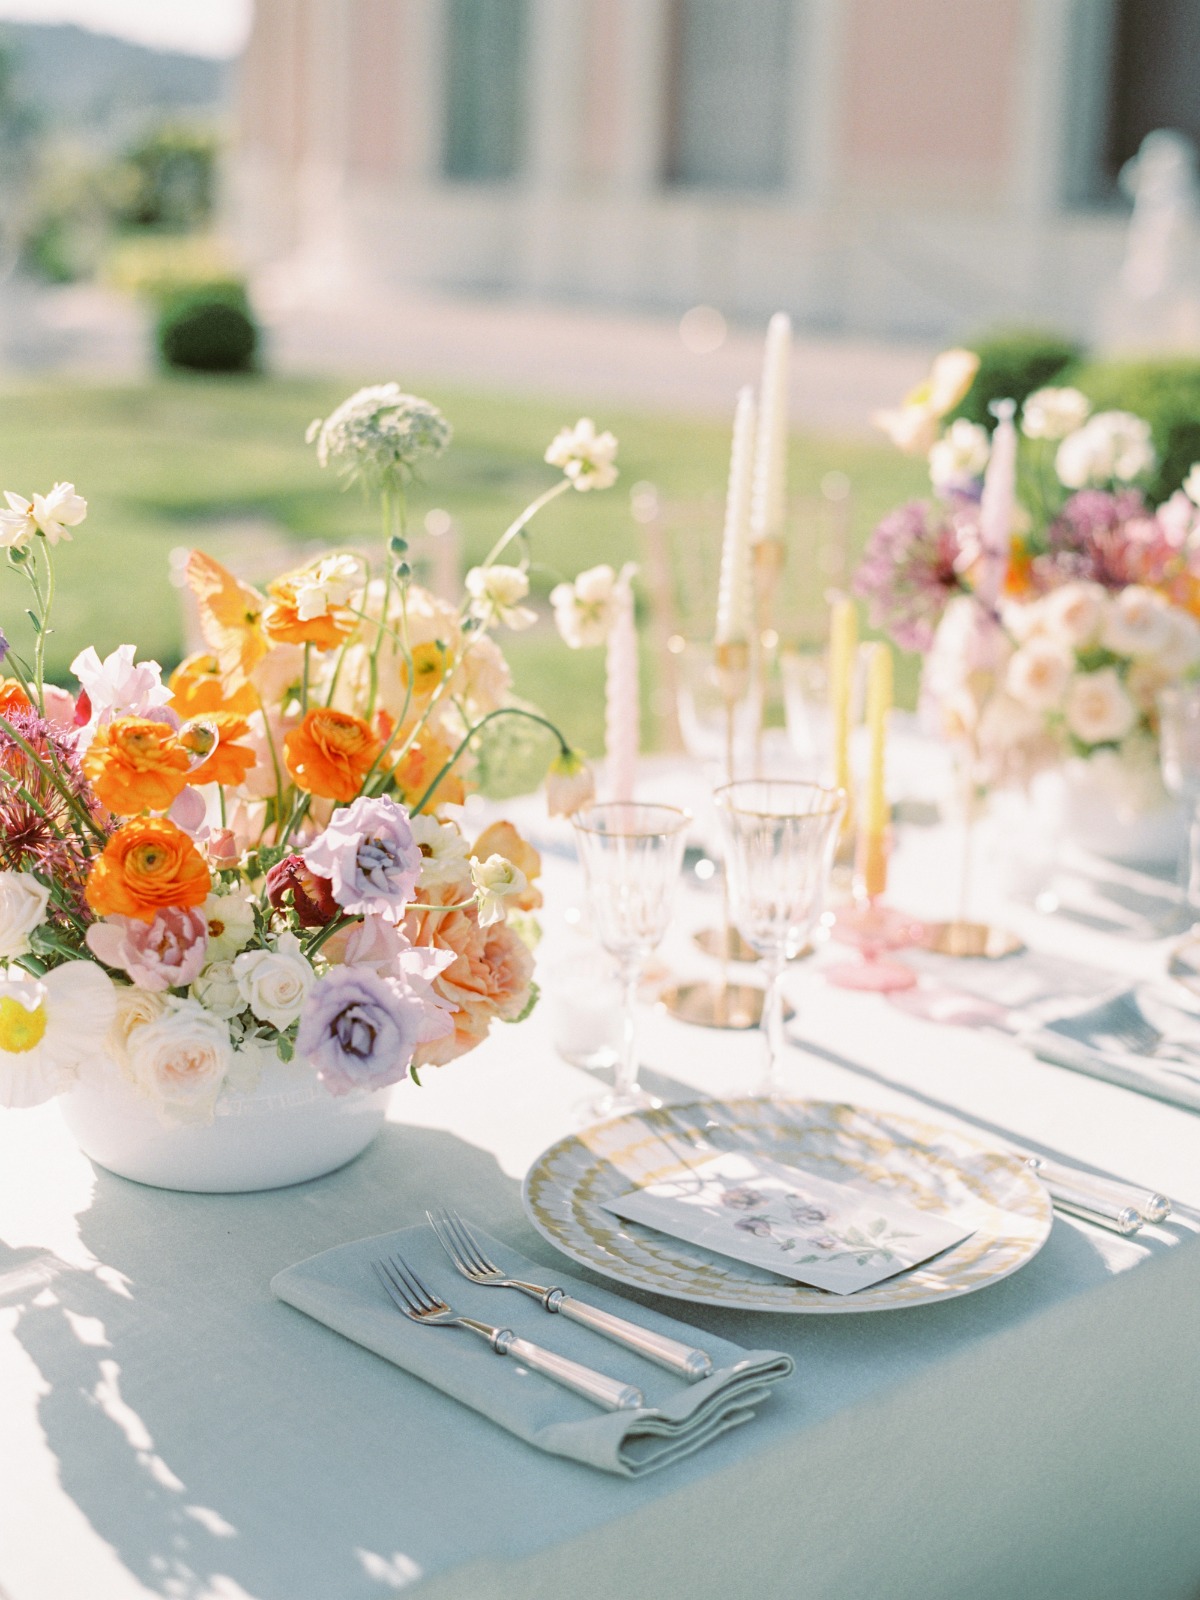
[0,374,927,753]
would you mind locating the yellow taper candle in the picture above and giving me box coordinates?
[862,641,892,898]
[828,597,857,796]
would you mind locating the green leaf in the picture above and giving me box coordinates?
[506,979,541,1025]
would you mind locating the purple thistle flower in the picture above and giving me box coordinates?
[1038,489,1171,591]
[0,707,102,916]
[854,500,967,653]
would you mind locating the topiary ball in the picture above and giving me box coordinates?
[156,289,260,374]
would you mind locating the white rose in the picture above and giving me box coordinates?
[1101,586,1172,658]
[465,565,537,632]
[928,418,990,492]
[1064,668,1138,747]
[125,997,233,1124]
[0,871,51,959]
[1155,606,1200,676]
[1021,387,1091,442]
[191,960,245,1019]
[469,854,528,928]
[107,985,168,1071]
[200,888,256,963]
[233,931,314,1029]
[1040,581,1107,649]
[1005,638,1073,712]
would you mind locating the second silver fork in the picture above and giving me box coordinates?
[428,1208,714,1381]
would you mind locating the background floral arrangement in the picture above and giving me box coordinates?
[0,387,615,1122]
[858,351,1200,790]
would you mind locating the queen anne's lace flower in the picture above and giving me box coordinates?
[307,385,450,489]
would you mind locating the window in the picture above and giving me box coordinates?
[1105,0,1200,186]
[443,0,528,181]
[665,0,793,190]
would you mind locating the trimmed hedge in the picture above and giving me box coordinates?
[950,329,1081,430]
[155,284,260,374]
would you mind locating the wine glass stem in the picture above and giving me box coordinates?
[1186,800,1200,917]
[615,955,642,1101]
[760,952,786,1095]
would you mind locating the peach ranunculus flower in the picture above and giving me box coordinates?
[404,886,535,1066]
[82,716,191,815]
[284,707,382,801]
[86,816,211,923]
[169,652,258,719]
[179,712,257,788]
[471,820,542,911]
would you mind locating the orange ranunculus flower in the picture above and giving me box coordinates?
[0,679,32,717]
[179,712,257,788]
[82,716,191,816]
[263,581,357,650]
[169,653,258,719]
[471,820,543,911]
[86,816,211,923]
[391,727,466,809]
[284,708,381,801]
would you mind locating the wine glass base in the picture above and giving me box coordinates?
[825,957,917,992]
[586,1083,663,1122]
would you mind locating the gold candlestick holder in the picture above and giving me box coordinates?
[918,738,1023,959]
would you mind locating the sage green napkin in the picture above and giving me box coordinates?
[271,1225,793,1478]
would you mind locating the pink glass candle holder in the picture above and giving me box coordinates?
[825,897,922,992]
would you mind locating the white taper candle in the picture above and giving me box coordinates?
[715,385,757,646]
[605,566,639,803]
[749,311,792,545]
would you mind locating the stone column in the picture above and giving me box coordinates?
[611,0,671,195]
[519,0,586,291]
[787,0,846,204]
[397,0,448,185]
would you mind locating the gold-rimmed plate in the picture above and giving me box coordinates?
[522,1098,1052,1314]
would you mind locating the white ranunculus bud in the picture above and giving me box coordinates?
[191,960,245,1019]
[469,854,528,928]
[233,931,315,1030]
[0,871,51,959]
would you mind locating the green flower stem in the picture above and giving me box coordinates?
[277,792,312,851]
[252,691,287,846]
[479,479,570,572]
[411,707,570,815]
[304,913,353,960]
[301,643,311,714]
[33,537,54,714]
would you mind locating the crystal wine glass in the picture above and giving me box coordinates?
[571,802,690,1118]
[1158,683,1200,924]
[715,780,846,1097]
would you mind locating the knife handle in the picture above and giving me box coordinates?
[547,1290,713,1380]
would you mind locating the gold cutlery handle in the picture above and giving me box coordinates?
[547,1291,713,1380]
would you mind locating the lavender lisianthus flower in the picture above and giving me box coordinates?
[303,795,422,924]
[297,966,434,1095]
[853,500,966,652]
[0,627,8,666]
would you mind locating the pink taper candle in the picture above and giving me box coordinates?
[977,399,1016,608]
[605,566,639,802]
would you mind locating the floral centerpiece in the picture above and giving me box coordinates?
[858,352,1200,850]
[0,386,614,1180]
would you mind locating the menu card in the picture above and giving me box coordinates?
[603,1150,977,1295]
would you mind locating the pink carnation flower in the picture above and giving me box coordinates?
[86,906,208,992]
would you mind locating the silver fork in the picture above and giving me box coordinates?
[372,1252,644,1412]
[428,1208,713,1381]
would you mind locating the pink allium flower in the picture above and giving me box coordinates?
[0,707,100,913]
[86,906,208,991]
[854,500,968,652]
[1038,490,1170,590]
[303,794,422,924]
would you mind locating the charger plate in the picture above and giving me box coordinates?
[522,1098,1052,1314]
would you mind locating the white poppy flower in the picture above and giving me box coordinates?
[0,871,51,959]
[544,418,619,491]
[200,887,256,963]
[550,563,621,649]
[873,349,979,455]
[1064,668,1138,747]
[1021,387,1091,442]
[0,962,116,1108]
[464,565,537,631]
[410,814,471,888]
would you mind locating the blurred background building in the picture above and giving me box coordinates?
[232,0,1200,342]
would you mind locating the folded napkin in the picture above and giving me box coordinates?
[1030,990,1200,1115]
[272,1225,793,1478]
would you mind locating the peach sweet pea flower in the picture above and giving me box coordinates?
[82,716,191,816]
[169,652,258,719]
[404,887,535,1066]
[284,708,382,802]
[86,816,211,923]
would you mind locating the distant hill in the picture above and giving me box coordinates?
[0,22,230,145]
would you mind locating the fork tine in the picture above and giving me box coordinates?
[390,1252,445,1314]
[373,1258,417,1315]
[426,1209,469,1274]
[445,1208,497,1275]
